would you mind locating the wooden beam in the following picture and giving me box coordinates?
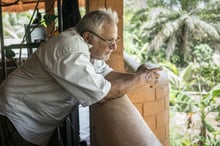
[2,0,45,12]
[2,0,85,12]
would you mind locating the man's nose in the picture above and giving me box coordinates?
[109,43,117,50]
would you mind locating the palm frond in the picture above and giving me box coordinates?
[145,7,173,30]
[148,7,170,20]
[212,42,220,52]
[193,17,220,40]
[148,14,183,52]
[148,31,166,51]
[184,15,195,32]
[166,35,177,60]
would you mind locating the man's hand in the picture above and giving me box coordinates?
[98,63,163,104]
[136,63,162,73]
[137,63,163,88]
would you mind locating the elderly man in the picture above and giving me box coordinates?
[0,8,161,146]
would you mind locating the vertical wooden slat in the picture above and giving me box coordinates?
[86,0,106,12]
[45,0,55,37]
[105,0,124,72]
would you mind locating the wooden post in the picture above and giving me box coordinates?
[45,0,56,37]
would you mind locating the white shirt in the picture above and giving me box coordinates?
[0,29,112,145]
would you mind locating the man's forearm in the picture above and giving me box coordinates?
[105,71,133,81]
[107,75,139,98]
[101,68,161,103]
[103,71,146,102]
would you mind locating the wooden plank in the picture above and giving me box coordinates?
[106,0,123,16]
[86,0,106,12]
[2,1,45,12]
[45,0,55,37]
[2,0,84,12]
[106,52,124,72]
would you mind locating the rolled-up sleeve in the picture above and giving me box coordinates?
[92,59,113,77]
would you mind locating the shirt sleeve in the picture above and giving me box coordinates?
[92,59,113,77]
[35,31,111,106]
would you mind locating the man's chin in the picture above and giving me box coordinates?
[104,55,111,61]
[92,54,111,61]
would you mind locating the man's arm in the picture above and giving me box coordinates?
[105,71,132,81]
[101,67,162,103]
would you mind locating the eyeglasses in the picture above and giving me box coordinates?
[87,30,120,49]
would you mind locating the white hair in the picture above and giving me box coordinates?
[76,8,118,35]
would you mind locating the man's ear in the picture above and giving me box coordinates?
[82,32,91,43]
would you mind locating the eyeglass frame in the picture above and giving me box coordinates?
[86,30,120,48]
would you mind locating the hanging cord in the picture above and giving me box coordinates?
[18,0,40,64]
[2,0,57,65]
[18,0,56,64]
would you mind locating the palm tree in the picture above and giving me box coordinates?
[129,0,220,63]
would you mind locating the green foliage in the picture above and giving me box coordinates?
[124,0,220,67]
[2,9,58,61]
[5,48,15,59]
[171,90,198,112]
[2,12,32,39]
[124,0,220,145]
[42,14,57,26]
[192,63,220,92]
[158,57,220,145]
[192,44,213,63]
[170,84,220,146]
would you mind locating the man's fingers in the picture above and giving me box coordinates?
[148,67,163,72]
[154,72,160,79]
